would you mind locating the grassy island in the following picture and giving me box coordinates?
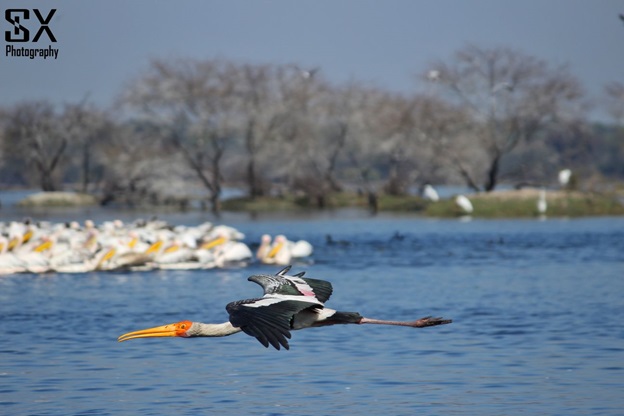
[222,188,624,218]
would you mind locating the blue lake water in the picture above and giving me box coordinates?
[1,212,623,415]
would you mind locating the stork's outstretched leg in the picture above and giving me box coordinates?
[359,316,452,328]
[303,311,451,329]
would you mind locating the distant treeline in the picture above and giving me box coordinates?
[1,45,623,214]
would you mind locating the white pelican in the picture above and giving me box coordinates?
[0,235,27,274]
[4,232,56,274]
[118,266,452,350]
[256,234,272,260]
[288,239,313,258]
[261,234,292,265]
[213,241,253,266]
[90,234,153,271]
[260,235,313,265]
[455,195,474,214]
[199,231,252,267]
[96,247,151,271]
[152,239,197,268]
[52,246,123,274]
[209,225,245,241]
[5,221,39,253]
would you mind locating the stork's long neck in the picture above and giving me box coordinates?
[192,322,242,337]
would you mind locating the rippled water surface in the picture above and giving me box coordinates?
[1,214,623,415]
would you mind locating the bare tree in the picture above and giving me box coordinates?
[338,85,398,212]
[428,45,584,191]
[376,93,426,196]
[122,58,239,214]
[604,82,624,125]
[1,101,67,191]
[99,121,185,206]
[597,81,624,179]
[233,63,292,199]
[272,67,345,207]
[62,101,113,193]
[407,95,474,190]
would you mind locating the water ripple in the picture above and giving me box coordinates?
[1,217,623,415]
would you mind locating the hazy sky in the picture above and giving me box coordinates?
[2,0,623,120]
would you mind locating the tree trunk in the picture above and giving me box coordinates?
[247,158,262,199]
[385,151,399,195]
[81,142,90,193]
[452,155,481,192]
[40,172,56,192]
[209,137,224,216]
[367,191,378,215]
[209,191,221,216]
[324,123,347,192]
[245,119,263,199]
[484,153,500,192]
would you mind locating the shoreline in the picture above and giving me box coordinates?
[5,189,624,218]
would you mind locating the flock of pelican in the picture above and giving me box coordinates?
[0,219,313,276]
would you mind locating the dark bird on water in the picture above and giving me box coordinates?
[118,266,452,350]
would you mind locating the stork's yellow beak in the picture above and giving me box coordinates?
[118,320,192,342]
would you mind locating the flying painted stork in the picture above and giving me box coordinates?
[118,266,452,350]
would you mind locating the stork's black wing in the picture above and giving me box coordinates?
[226,297,319,350]
[247,267,333,302]
[296,276,333,303]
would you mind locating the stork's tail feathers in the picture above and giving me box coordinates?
[311,311,363,327]
[331,311,364,324]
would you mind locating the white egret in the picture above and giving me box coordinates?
[455,195,474,214]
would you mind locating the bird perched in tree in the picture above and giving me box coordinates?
[118,266,452,350]
[427,69,440,82]
[299,67,319,79]
[558,169,572,187]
